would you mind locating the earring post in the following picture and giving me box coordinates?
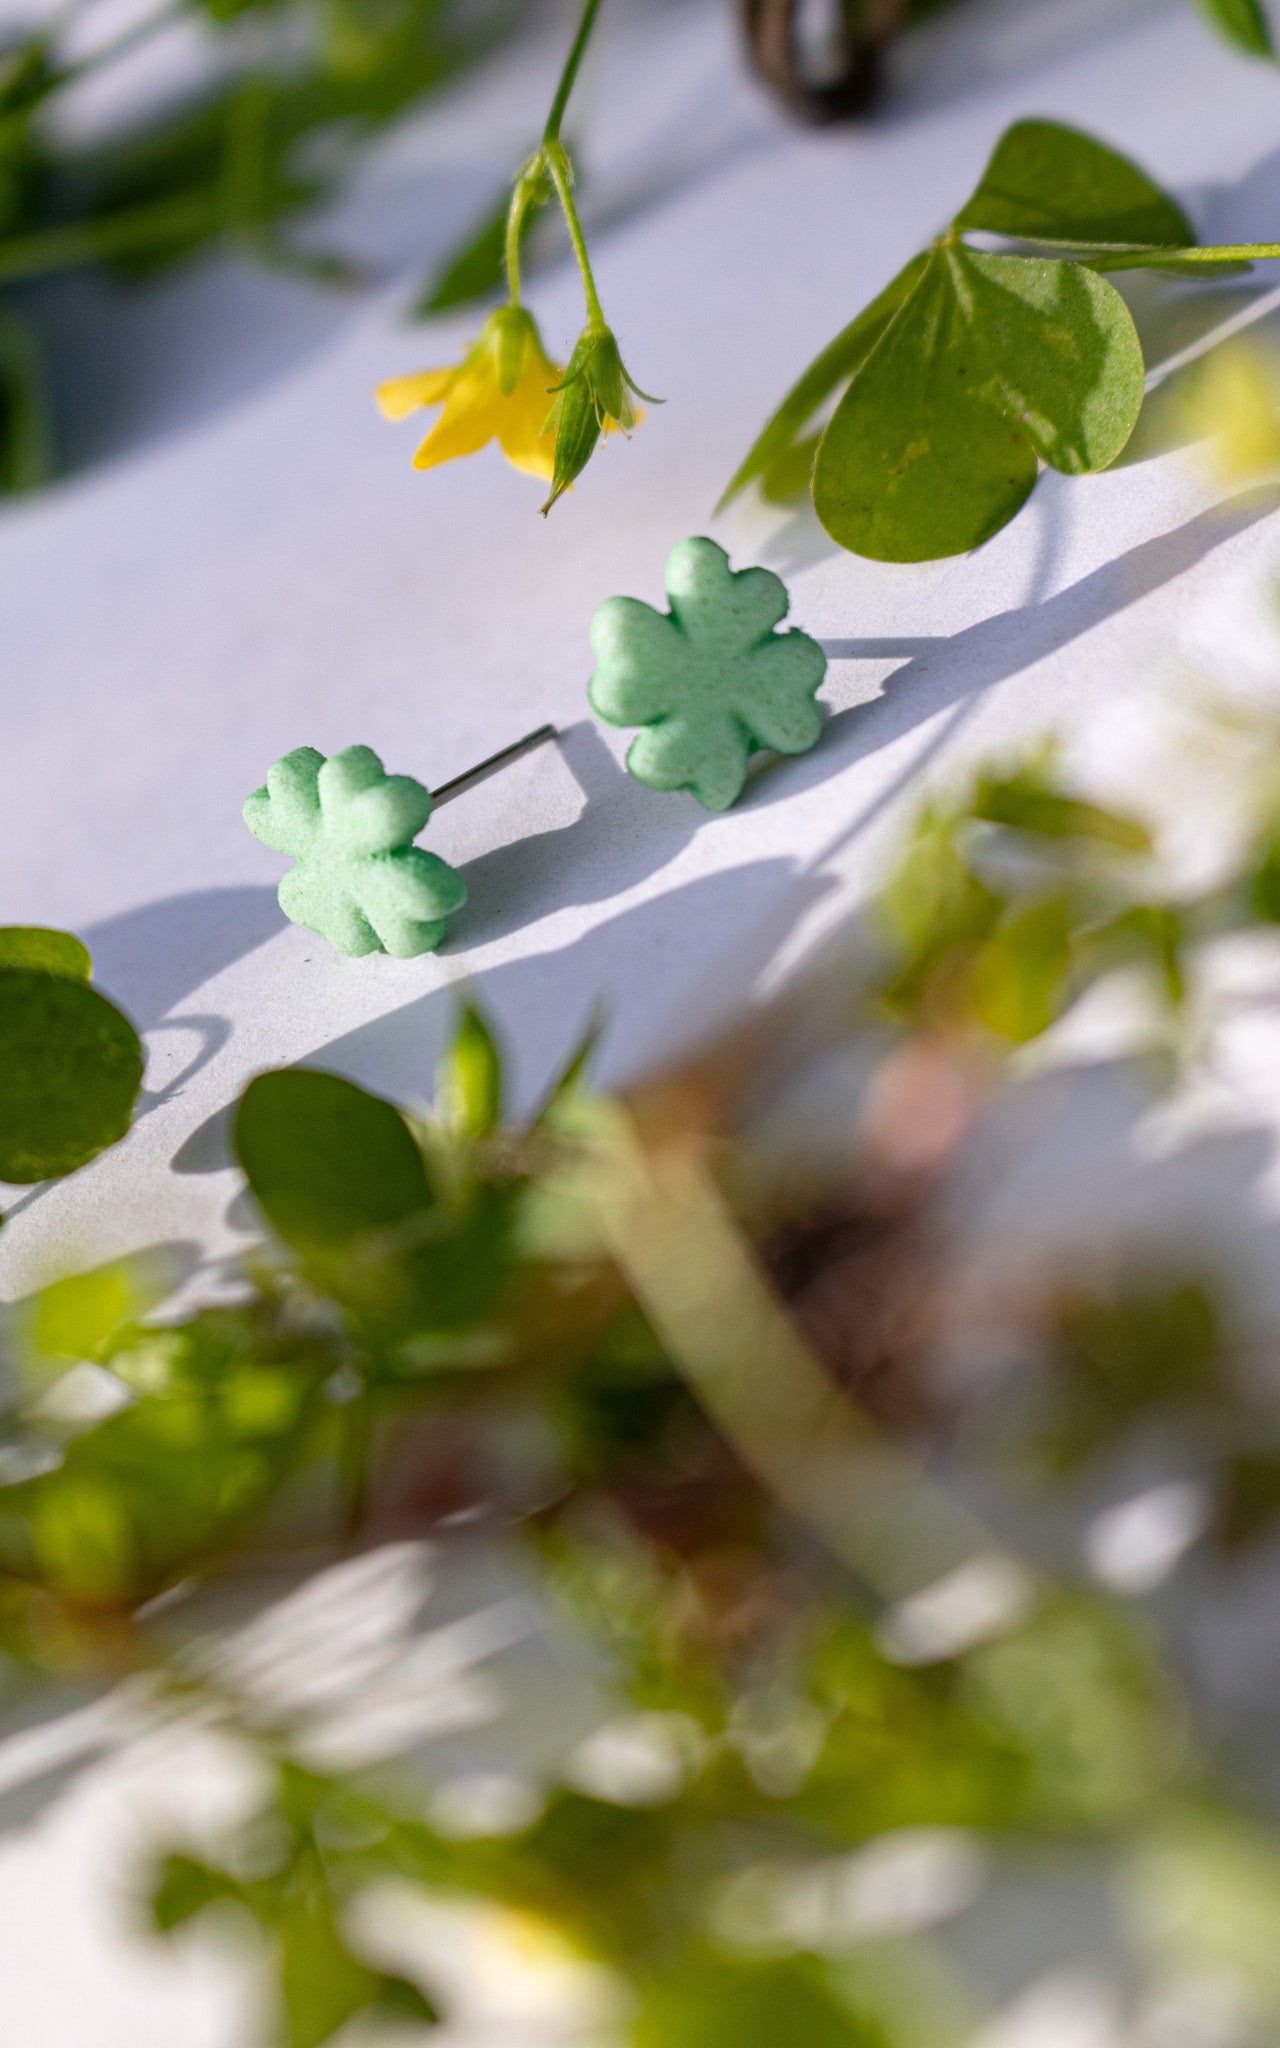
[430,724,559,809]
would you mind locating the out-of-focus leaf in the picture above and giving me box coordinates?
[880,810,999,960]
[796,1624,1026,1838]
[1184,342,1280,483]
[967,896,1075,1044]
[235,1068,431,1255]
[1190,0,1275,57]
[422,1788,671,1960]
[631,1954,888,2048]
[73,85,309,278]
[0,927,90,979]
[219,76,282,232]
[437,1006,503,1139]
[970,765,1152,852]
[33,1259,161,1364]
[875,808,1002,1023]
[0,33,54,118]
[0,38,52,246]
[153,1767,440,2047]
[275,1887,437,2048]
[1131,1815,1280,2014]
[0,308,52,492]
[235,1066,517,1340]
[963,1597,1177,1826]
[534,1005,605,1126]
[0,968,143,1183]
[3,1311,326,1603]
[67,0,486,285]
[414,187,509,311]
[153,1852,238,1928]
[195,0,290,22]
[1087,902,1187,1006]
[550,1309,685,1485]
[1249,829,1280,920]
[1215,1448,1280,1548]
[1040,1281,1222,1469]
[876,762,1174,1042]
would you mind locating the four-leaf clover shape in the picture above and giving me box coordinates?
[245,746,466,958]
[588,537,827,811]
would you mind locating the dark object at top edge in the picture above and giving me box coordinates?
[740,0,906,125]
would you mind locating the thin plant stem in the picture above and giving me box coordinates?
[504,164,541,306]
[503,0,605,310]
[544,138,605,329]
[542,0,603,147]
[505,185,526,304]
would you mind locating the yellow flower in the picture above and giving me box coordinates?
[376,306,562,481]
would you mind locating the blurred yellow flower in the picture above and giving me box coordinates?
[1188,342,1280,485]
[376,305,562,481]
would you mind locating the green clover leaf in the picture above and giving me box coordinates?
[588,537,827,812]
[725,118,1280,563]
[244,745,466,958]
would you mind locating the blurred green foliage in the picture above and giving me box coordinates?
[0,1299,333,1602]
[0,0,521,486]
[154,1764,439,2048]
[4,742,1280,2039]
[0,927,143,1189]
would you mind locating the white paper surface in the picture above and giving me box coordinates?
[6,0,1280,2032]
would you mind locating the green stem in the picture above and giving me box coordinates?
[498,1,604,313]
[504,193,524,305]
[957,231,1280,273]
[504,163,541,306]
[544,138,605,329]
[542,0,603,146]
[1086,241,1280,272]
[0,191,215,283]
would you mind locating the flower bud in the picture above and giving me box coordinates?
[486,304,540,398]
[542,339,603,513]
[541,324,656,514]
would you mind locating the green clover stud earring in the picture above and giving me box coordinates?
[588,536,827,812]
[245,725,556,958]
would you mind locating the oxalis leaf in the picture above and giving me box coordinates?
[0,958,143,1184]
[952,118,1193,247]
[813,242,1145,561]
[0,926,91,980]
[728,118,1280,562]
[234,1065,514,1336]
[234,1067,430,1257]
